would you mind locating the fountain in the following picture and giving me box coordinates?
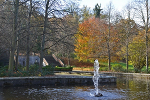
[92,59,103,97]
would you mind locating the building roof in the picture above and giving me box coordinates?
[44,55,64,67]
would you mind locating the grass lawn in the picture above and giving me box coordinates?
[73,61,149,73]
[111,62,134,71]
[100,62,149,73]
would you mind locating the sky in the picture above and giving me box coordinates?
[79,0,133,11]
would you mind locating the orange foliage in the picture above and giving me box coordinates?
[74,17,119,62]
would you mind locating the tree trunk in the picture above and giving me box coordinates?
[15,35,19,71]
[126,5,131,73]
[107,3,111,71]
[26,0,32,71]
[107,25,111,71]
[108,47,111,71]
[67,50,70,66]
[39,0,49,71]
[126,40,129,72]
[8,0,19,72]
[146,0,149,73]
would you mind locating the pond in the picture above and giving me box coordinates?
[0,75,150,100]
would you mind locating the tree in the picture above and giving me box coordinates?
[134,0,149,73]
[0,0,82,72]
[122,3,135,72]
[26,0,32,71]
[128,32,146,72]
[75,17,99,61]
[13,0,40,70]
[0,0,14,66]
[9,0,19,72]
[80,5,92,22]
[75,17,119,62]
[39,0,50,70]
[59,1,80,65]
[105,2,113,70]
[39,0,79,69]
[145,0,149,72]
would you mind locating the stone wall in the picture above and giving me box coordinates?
[0,76,116,87]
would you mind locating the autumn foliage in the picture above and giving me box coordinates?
[74,17,119,62]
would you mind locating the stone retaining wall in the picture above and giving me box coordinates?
[0,75,116,87]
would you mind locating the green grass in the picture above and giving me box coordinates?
[72,61,149,73]
[111,62,134,71]
[99,62,150,73]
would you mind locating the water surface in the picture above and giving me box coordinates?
[0,76,150,100]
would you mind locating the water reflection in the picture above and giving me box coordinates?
[116,76,150,100]
[0,76,149,100]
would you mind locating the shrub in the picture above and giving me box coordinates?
[99,63,108,67]
[54,66,73,71]
[17,65,26,71]
[0,65,8,71]
[99,67,108,71]
[0,65,9,76]
[29,64,39,72]
[42,65,55,71]
[142,69,150,73]
[19,71,29,76]
[128,38,145,72]
[112,64,125,72]
[42,65,55,75]
[134,68,141,73]
[61,58,93,67]
[0,64,56,77]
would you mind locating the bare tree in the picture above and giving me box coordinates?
[145,0,149,73]
[1,0,79,72]
[39,0,79,69]
[26,0,32,71]
[39,0,50,70]
[134,0,149,72]
[0,0,13,64]
[105,2,113,71]
[80,5,92,22]
[124,3,133,72]
[9,0,19,72]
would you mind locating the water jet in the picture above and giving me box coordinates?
[92,59,103,97]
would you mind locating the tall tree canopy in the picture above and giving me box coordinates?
[74,17,119,62]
